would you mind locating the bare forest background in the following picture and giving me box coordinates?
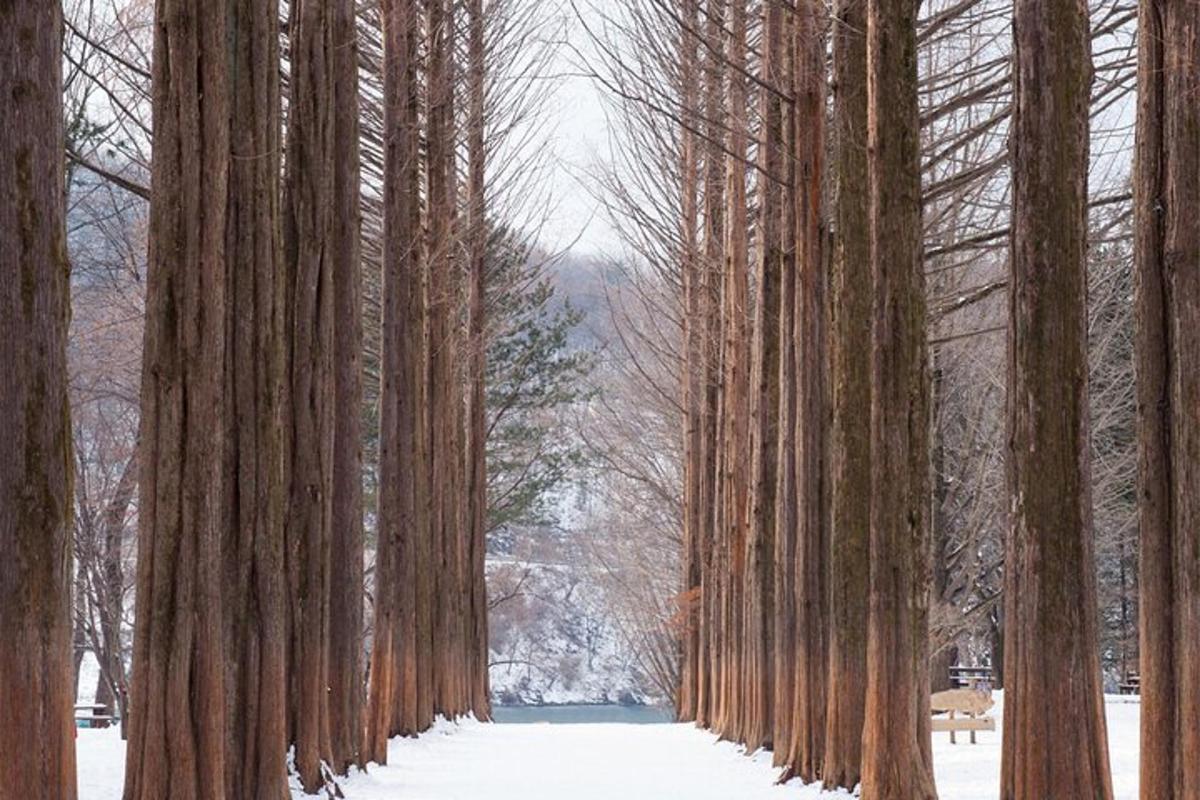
[62,0,1139,720]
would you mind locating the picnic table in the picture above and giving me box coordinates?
[933,665,996,744]
[75,703,115,729]
[1119,671,1140,695]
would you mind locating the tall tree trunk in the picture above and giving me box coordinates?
[0,3,76,797]
[821,0,871,789]
[859,0,936,797]
[742,0,778,754]
[427,0,459,718]
[773,10,798,764]
[786,0,829,782]
[102,450,138,738]
[124,1,231,795]
[1134,2,1200,797]
[285,0,340,790]
[697,0,727,731]
[222,0,291,796]
[716,0,748,741]
[1001,2,1112,798]
[368,0,424,760]
[677,0,703,725]
[328,0,366,772]
[466,0,493,721]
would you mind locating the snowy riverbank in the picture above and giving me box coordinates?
[76,693,1141,799]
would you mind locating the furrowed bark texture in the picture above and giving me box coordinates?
[0,3,77,797]
[285,0,339,790]
[1001,2,1113,797]
[700,0,724,734]
[822,0,871,790]
[124,0,230,796]
[859,0,936,796]
[223,0,289,795]
[786,0,829,783]
[717,0,749,740]
[1134,1,1200,796]
[329,0,366,771]
[743,0,780,754]
[773,9,799,763]
[678,0,703,724]
[466,0,493,721]
[368,0,424,761]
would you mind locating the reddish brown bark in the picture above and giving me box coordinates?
[1001,2,1112,798]
[329,0,366,772]
[696,0,727,731]
[1134,2,1200,797]
[466,0,493,721]
[368,0,424,761]
[0,3,77,797]
[285,0,341,790]
[859,0,936,797]
[222,0,290,796]
[773,12,799,763]
[821,0,871,790]
[426,0,462,719]
[124,1,231,796]
[785,0,828,782]
[677,0,703,724]
[742,0,779,754]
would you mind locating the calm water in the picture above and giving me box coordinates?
[492,704,675,725]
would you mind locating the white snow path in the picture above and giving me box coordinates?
[76,695,1141,799]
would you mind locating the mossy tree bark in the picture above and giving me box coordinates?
[0,3,77,797]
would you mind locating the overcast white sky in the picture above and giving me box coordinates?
[533,6,623,258]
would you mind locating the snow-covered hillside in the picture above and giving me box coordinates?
[487,554,663,706]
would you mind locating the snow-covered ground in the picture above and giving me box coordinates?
[76,694,1141,799]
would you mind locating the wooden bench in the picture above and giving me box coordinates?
[931,687,995,745]
[74,704,115,729]
[1119,671,1140,696]
[949,665,993,690]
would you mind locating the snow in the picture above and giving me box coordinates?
[76,694,1142,799]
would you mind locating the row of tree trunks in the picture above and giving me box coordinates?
[1134,0,1200,796]
[125,0,372,795]
[677,0,942,794]
[673,2,1140,799]
[0,3,77,798]
[366,0,493,760]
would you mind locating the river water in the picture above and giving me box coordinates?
[491,704,675,725]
